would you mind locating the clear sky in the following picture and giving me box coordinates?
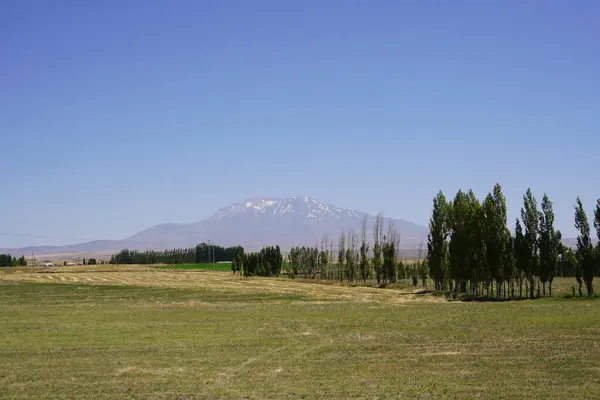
[1,0,599,247]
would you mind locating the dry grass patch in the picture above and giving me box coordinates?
[0,266,431,304]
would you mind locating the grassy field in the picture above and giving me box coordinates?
[1,267,599,399]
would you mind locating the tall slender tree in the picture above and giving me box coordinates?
[372,213,383,284]
[427,190,450,291]
[595,199,600,270]
[345,230,357,282]
[382,221,398,283]
[359,216,370,283]
[521,188,540,298]
[483,184,509,298]
[574,197,595,296]
[504,235,516,297]
[338,232,346,282]
[466,190,486,295]
[514,219,527,298]
[538,194,561,296]
[449,190,470,293]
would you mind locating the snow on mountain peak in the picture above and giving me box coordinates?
[209,196,363,221]
[244,199,278,209]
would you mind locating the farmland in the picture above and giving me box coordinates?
[1,266,599,400]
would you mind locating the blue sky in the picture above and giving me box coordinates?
[1,0,599,247]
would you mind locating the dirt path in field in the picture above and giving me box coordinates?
[0,266,443,304]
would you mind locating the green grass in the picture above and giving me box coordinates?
[1,279,600,399]
[153,262,233,271]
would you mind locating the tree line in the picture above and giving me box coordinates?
[226,185,596,299]
[109,243,244,265]
[0,254,27,267]
[231,246,283,277]
[286,240,428,287]
[270,215,429,287]
[427,184,600,298]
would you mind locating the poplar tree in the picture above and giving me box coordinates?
[449,190,470,293]
[359,216,370,283]
[382,222,398,283]
[538,194,561,296]
[427,190,450,291]
[345,231,357,282]
[338,232,346,282]
[595,199,600,269]
[466,190,486,295]
[504,235,516,297]
[514,219,527,298]
[483,184,509,297]
[372,214,383,285]
[574,197,595,296]
[521,188,540,298]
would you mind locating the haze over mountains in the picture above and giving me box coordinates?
[1,197,430,258]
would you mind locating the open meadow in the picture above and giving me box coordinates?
[1,265,599,399]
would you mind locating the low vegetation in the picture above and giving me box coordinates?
[0,269,599,399]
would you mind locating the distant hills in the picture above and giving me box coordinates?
[1,196,584,259]
[1,196,430,258]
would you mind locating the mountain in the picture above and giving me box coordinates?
[127,196,429,251]
[1,196,585,259]
[1,196,429,258]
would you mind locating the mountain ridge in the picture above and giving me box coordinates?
[1,196,429,258]
[2,195,583,259]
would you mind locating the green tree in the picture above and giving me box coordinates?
[504,235,516,297]
[359,216,370,283]
[318,244,329,279]
[338,232,346,282]
[232,254,243,274]
[449,190,470,293]
[574,197,595,296]
[483,184,509,298]
[514,219,527,298]
[372,214,383,284]
[595,199,600,274]
[466,190,487,295]
[427,190,450,291]
[538,194,561,296]
[521,188,540,299]
[561,247,582,296]
[382,223,398,284]
[418,258,429,287]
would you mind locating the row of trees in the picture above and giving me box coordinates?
[0,254,27,267]
[427,184,600,298]
[109,243,244,265]
[232,246,283,277]
[286,241,429,286]
[282,215,429,286]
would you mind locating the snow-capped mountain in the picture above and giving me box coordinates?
[208,196,363,222]
[2,197,429,256]
[127,196,428,251]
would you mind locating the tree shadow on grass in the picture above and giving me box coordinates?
[446,293,600,302]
